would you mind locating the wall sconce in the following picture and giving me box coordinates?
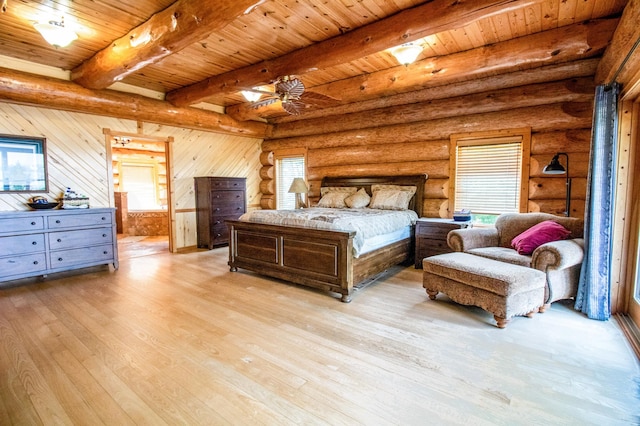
[34,16,77,48]
[543,152,571,217]
[389,43,423,66]
[288,177,308,209]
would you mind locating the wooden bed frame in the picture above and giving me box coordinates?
[227,175,426,302]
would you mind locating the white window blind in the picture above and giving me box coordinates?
[454,139,522,214]
[276,156,305,209]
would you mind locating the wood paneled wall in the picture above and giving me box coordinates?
[0,103,262,250]
[261,71,595,219]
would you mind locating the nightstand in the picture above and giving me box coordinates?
[415,218,472,268]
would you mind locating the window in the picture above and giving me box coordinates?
[0,135,48,192]
[450,129,530,225]
[275,152,306,210]
[120,161,162,210]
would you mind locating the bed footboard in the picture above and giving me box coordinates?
[228,220,357,302]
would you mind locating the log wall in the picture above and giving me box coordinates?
[260,73,595,219]
[0,103,262,250]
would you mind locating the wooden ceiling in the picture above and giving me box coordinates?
[0,0,629,125]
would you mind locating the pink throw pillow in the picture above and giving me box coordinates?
[511,220,572,255]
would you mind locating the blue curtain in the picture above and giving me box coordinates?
[574,83,620,320]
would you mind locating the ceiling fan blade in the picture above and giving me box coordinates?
[281,100,305,115]
[250,97,279,109]
[300,91,341,107]
[276,77,305,99]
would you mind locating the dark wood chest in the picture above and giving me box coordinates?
[195,177,246,249]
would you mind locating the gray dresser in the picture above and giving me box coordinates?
[0,208,118,283]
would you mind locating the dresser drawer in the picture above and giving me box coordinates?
[418,238,450,255]
[208,179,245,189]
[0,253,47,276]
[49,244,114,269]
[211,202,245,216]
[49,228,113,250]
[0,234,46,256]
[210,190,245,202]
[416,224,456,239]
[48,212,113,229]
[211,222,230,243]
[0,216,44,233]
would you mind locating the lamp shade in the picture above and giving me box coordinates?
[288,178,308,194]
[543,154,566,175]
[390,43,423,66]
[34,19,77,47]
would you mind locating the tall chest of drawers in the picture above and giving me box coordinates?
[195,177,246,249]
[0,208,118,283]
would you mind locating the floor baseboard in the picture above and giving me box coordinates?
[615,313,640,362]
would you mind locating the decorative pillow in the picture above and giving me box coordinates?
[344,188,371,208]
[317,191,352,208]
[369,189,413,210]
[320,186,357,197]
[511,220,572,255]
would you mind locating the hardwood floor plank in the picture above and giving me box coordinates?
[0,246,638,424]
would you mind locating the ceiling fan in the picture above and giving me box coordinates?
[242,76,339,115]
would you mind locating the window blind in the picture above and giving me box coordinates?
[454,140,522,214]
[276,156,305,209]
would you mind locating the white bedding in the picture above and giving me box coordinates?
[239,207,418,257]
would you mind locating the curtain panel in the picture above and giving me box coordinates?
[575,83,620,320]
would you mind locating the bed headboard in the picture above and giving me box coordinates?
[320,174,427,217]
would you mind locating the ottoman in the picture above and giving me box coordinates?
[423,252,546,328]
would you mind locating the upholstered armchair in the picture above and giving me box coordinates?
[447,212,584,311]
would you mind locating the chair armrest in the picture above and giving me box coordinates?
[447,228,499,252]
[531,238,584,271]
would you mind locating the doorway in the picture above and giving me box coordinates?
[105,129,173,258]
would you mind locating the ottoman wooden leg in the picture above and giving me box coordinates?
[425,289,438,300]
[494,316,510,328]
[525,309,536,318]
[538,303,550,313]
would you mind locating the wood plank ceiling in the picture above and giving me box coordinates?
[0,0,629,126]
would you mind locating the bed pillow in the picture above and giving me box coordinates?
[344,188,371,208]
[317,191,352,208]
[369,189,413,210]
[511,220,572,255]
[370,184,417,197]
[320,186,357,197]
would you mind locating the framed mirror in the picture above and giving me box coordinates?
[0,134,48,193]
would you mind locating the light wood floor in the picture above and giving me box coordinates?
[1,246,639,425]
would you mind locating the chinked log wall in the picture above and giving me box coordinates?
[259,62,597,218]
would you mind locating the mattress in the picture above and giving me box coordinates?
[239,207,418,257]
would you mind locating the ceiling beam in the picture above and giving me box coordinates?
[595,0,640,89]
[0,67,270,138]
[165,0,544,107]
[227,19,617,121]
[71,0,266,89]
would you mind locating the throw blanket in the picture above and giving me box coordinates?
[239,207,418,257]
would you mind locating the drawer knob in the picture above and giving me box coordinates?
[33,261,38,265]
[57,238,62,243]
[216,234,221,238]
[56,220,61,224]
[215,221,221,224]
[103,251,108,255]
[215,208,220,211]
[101,217,106,220]
[32,241,37,245]
[58,257,63,261]
[102,234,107,237]
[31,221,36,226]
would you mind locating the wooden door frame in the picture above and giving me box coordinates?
[103,128,175,252]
